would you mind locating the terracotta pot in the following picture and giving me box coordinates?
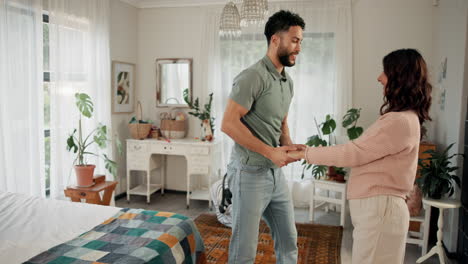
[74,165,96,187]
[335,174,346,183]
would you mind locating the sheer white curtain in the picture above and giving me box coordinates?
[204,0,352,181]
[0,0,45,196]
[280,0,353,181]
[200,7,225,171]
[48,0,111,199]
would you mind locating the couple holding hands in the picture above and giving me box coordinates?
[221,9,431,264]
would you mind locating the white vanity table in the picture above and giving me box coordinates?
[126,138,220,208]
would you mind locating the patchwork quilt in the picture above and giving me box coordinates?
[24,208,204,264]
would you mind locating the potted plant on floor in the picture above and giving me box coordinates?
[302,108,364,180]
[416,143,462,199]
[67,93,122,187]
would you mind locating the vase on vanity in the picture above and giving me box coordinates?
[201,119,213,142]
[183,88,215,142]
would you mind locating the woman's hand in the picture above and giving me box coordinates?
[265,146,298,167]
[287,150,306,161]
[289,144,307,151]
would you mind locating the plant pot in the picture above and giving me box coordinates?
[428,185,444,199]
[326,166,337,180]
[201,119,213,142]
[428,192,442,200]
[74,165,96,187]
[334,174,346,183]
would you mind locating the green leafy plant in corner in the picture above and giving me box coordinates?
[183,88,215,133]
[416,143,462,199]
[302,108,364,179]
[66,93,123,177]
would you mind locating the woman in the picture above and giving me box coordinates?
[288,49,432,264]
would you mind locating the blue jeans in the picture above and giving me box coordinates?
[227,159,298,264]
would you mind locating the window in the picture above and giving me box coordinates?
[42,10,90,195]
[220,32,337,179]
[220,32,336,118]
[43,12,51,193]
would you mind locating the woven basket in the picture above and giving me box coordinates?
[128,101,152,139]
[160,119,185,139]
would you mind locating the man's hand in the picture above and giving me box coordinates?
[289,144,307,151]
[265,146,298,167]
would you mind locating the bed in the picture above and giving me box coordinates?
[0,191,204,263]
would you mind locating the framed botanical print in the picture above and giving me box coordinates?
[112,61,135,113]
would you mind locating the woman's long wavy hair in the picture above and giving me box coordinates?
[380,49,432,124]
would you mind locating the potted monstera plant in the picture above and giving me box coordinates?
[416,143,462,199]
[302,108,364,180]
[67,93,122,187]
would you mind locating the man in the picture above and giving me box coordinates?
[221,10,305,264]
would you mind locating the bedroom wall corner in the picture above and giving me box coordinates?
[110,0,139,195]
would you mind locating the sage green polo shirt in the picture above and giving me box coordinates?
[229,55,294,167]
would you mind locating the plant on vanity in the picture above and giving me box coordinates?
[66,93,122,187]
[183,88,215,141]
[302,108,364,180]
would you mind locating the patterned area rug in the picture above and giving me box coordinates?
[194,213,342,264]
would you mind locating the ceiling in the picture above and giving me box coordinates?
[119,0,296,9]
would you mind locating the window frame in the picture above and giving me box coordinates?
[43,12,50,195]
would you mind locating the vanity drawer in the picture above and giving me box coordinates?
[190,147,210,155]
[127,142,149,169]
[189,155,210,165]
[190,165,209,175]
[151,144,184,154]
[127,141,148,154]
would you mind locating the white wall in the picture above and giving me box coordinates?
[430,0,468,253]
[110,0,138,194]
[137,6,209,190]
[352,0,468,252]
[352,0,434,128]
[352,0,468,253]
[111,4,468,251]
[132,0,436,190]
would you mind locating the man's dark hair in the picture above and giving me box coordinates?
[264,10,305,46]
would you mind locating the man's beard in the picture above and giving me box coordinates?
[278,47,296,67]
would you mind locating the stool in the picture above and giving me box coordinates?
[309,179,347,226]
[416,197,461,264]
[64,175,117,206]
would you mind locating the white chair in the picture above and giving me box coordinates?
[309,179,347,226]
[406,203,431,256]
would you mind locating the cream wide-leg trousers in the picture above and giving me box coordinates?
[350,195,409,264]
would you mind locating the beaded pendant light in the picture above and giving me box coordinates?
[219,1,242,37]
[240,0,268,27]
